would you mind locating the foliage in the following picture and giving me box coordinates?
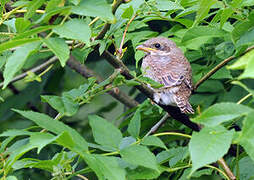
[1,0,254,179]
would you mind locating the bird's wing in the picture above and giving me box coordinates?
[156,57,191,88]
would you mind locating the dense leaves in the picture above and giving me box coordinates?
[1,0,254,179]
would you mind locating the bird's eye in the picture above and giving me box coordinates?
[154,43,161,49]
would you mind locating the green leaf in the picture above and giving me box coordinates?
[93,155,126,180]
[119,136,136,150]
[0,129,32,137]
[155,0,184,11]
[24,0,45,20]
[88,115,123,150]
[182,26,226,49]
[215,41,235,59]
[14,25,55,40]
[127,110,141,138]
[236,28,254,50]
[141,136,167,149]
[54,131,75,150]
[138,76,163,88]
[71,0,115,23]
[13,109,88,151]
[6,176,18,180]
[127,166,160,179]
[239,112,254,161]
[62,83,90,100]
[43,38,70,67]
[193,0,217,26]
[120,144,159,171]
[29,132,55,153]
[179,168,213,180]
[220,7,234,28]
[192,102,253,126]
[189,126,234,175]
[231,81,254,96]
[53,19,91,44]
[37,6,71,24]
[5,138,38,172]
[15,18,31,33]
[41,95,78,116]
[0,38,40,53]
[231,18,254,44]
[3,42,40,89]
[121,6,134,19]
[196,80,224,93]
[237,156,254,180]
[228,49,254,79]
[228,49,254,70]
[156,147,188,166]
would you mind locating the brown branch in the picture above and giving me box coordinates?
[218,158,236,180]
[0,56,58,88]
[117,14,138,57]
[95,0,124,40]
[194,46,254,90]
[66,55,138,108]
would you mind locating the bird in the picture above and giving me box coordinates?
[136,37,194,114]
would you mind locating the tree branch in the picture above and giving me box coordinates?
[0,56,58,88]
[66,55,138,108]
[194,46,254,90]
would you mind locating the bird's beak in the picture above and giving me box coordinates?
[136,45,157,53]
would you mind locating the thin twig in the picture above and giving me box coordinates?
[0,56,58,88]
[145,114,169,137]
[217,158,236,180]
[67,55,138,108]
[194,46,254,90]
[117,14,138,57]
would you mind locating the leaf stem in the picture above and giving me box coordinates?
[237,93,252,104]
[154,132,191,139]
[205,164,230,180]
[117,14,138,58]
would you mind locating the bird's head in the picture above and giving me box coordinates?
[136,37,177,55]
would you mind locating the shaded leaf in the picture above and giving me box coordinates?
[3,42,40,89]
[141,136,167,149]
[93,155,126,180]
[239,112,254,161]
[13,110,88,151]
[89,115,123,150]
[120,144,159,171]
[127,110,141,138]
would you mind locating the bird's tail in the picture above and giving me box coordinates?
[175,96,194,114]
[181,101,194,114]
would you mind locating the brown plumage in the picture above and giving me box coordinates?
[136,37,194,114]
